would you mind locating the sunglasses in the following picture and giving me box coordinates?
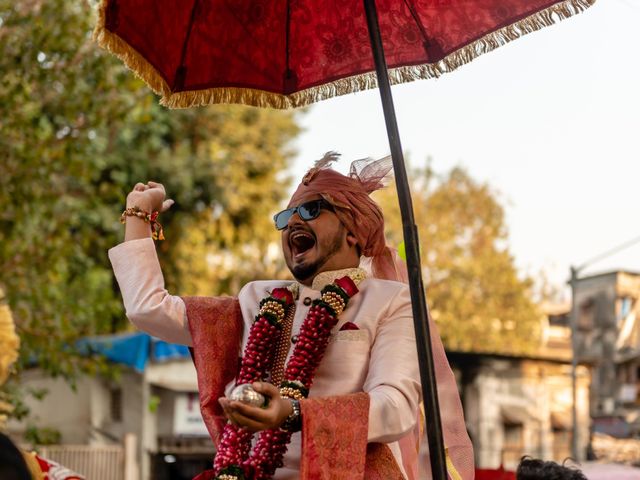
[273,199,333,230]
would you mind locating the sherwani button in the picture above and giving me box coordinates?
[303,297,312,306]
[291,335,299,344]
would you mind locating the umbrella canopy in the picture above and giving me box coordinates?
[94,0,595,109]
[94,1,597,478]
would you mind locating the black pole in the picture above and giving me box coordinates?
[569,266,579,461]
[363,0,448,478]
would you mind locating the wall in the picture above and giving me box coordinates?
[454,355,590,469]
[7,370,97,444]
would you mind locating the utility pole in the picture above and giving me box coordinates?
[569,266,579,460]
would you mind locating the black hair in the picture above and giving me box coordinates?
[516,457,587,480]
[0,432,32,480]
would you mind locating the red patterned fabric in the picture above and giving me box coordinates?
[100,0,591,97]
[300,392,403,479]
[183,295,242,445]
[365,444,405,480]
[300,393,369,479]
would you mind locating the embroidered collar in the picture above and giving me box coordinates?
[310,267,367,291]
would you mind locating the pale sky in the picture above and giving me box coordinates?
[291,0,640,293]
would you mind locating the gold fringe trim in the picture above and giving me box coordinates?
[93,0,596,110]
[92,0,170,97]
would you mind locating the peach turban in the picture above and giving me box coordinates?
[289,152,408,283]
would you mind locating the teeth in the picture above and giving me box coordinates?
[291,232,312,240]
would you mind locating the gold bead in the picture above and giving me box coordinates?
[280,387,304,400]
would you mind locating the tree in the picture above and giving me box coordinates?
[0,0,300,412]
[375,164,541,354]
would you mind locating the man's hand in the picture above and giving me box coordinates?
[126,181,174,213]
[218,382,293,433]
[124,181,174,242]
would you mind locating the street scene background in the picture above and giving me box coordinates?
[1,0,639,479]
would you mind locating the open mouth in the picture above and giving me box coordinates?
[289,230,316,258]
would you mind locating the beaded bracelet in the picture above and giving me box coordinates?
[120,206,165,241]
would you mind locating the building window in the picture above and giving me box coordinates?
[618,297,634,325]
[110,388,123,422]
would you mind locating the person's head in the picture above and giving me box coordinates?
[516,457,587,480]
[0,433,32,480]
[275,152,406,285]
[278,193,360,284]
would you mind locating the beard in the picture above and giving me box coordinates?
[288,226,344,283]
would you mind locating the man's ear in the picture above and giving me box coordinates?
[346,232,358,248]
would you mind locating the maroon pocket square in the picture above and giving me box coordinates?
[339,322,359,331]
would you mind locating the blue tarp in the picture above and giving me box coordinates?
[77,332,190,372]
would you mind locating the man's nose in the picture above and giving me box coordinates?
[287,209,303,228]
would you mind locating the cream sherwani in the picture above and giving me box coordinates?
[110,238,422,479]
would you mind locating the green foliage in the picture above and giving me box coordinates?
[375,164,541,355]
[159,107,299,296]
[25,425,62,446]
[147,395,161,414]
[0,0,299,413]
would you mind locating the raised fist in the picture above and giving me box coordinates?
[126,181,174,213]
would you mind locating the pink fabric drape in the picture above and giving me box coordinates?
[183,295,242,445]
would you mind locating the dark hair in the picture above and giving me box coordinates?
[516,457,587,480]
[0,432,32,480]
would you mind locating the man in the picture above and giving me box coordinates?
[109,153,473,479]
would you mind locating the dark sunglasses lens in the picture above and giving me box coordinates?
[274,200,327,229]
[274,209,293,230]
[298,200,322,220]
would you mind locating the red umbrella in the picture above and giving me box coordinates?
[95,0,594,110]
[94,1,597,478]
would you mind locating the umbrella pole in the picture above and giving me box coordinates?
[363,1,448,478]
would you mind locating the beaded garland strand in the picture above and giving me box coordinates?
[213,275,360,480]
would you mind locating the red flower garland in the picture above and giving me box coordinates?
[214,276,359,480]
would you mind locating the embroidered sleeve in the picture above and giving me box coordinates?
[299,393,403,480]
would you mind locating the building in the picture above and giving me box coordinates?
[7,332,214,480]
[449,303,591,470]
[572,270,640,438]
[450,352,590,470]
